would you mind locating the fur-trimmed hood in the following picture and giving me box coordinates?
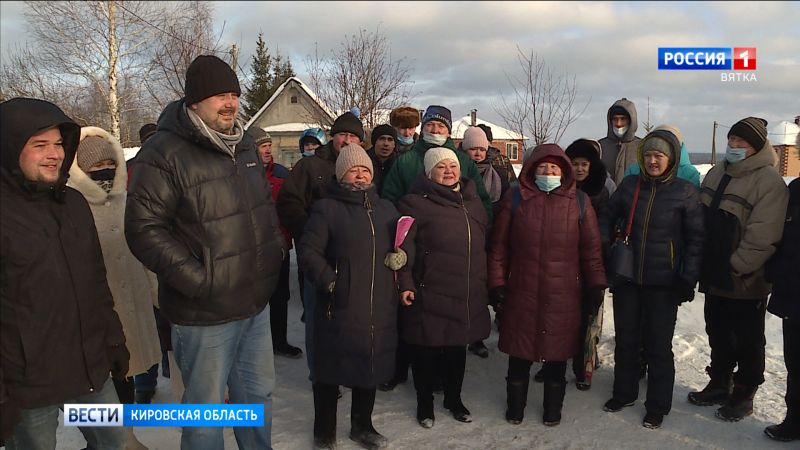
[68,126,127,204]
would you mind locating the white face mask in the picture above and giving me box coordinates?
[613,126,628,138]
[422,131,447,146]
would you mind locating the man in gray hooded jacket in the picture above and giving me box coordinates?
[599,98,641,184]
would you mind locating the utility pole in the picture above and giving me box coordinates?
[711,121,718,165]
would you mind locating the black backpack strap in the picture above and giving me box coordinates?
[708,174,733,211]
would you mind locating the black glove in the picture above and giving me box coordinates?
[586,287,605,314]
[107,343,130,381]
[488,286,506,312]
[674,278,696,305]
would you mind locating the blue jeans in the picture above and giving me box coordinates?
[5,377,125,450]
[172,306,274,450]
[133,364,158,393]
[303,279,316,382]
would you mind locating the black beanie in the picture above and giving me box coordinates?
[184,55,241,105]
[330,112,364,139]
[728,116,768,151]
[476,123,493,142]
[609,105,629,119]
[139,123,157,145]
[371,124,397,146]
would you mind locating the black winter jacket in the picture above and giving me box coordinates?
[0,98,126,410]
[276,141,337,239]
[599,174,705,287]
[397,176,491,347]
[366,147,398,193]
[299,182,399,388]
[125,100,286,326]
[766,178,800,320]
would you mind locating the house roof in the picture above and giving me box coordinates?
[450,117,528,140]
[261,122,323,133]
[244,77,336,130]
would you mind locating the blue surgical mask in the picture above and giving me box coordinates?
[397,134,414,145]
[422,131,447,146]
[725,145,747,164]
[534,175,561,192]
[302,150,315,157]
[613,126,628,138]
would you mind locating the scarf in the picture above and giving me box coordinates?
[478,162,502,202]
[185,106,243,157]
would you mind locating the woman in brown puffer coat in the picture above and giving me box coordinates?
[397,147,491,429]
[488,143,607,427]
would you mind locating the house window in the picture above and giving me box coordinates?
[290,96,298,104]
[506,142,519,161]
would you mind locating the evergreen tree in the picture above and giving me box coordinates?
[243,32,274,117]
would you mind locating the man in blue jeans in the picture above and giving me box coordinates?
[0,98,129,449]
[125,55,287,450]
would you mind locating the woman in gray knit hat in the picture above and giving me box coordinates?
[299,144,405,449]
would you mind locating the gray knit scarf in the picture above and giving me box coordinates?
[478,162,503,202]
[185,106,243,157]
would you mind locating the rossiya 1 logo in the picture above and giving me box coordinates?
[657,47,757,82]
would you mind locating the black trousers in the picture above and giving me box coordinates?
[704,294,767,386]
[410,345,465,404]
[508,357,566,383]
[783,317,799,423]
[612,284,678,415]
[270,255,291,347]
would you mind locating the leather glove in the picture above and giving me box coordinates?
[488,286,506,312]
[674,277,696,305]
[107,343,130,381]
[383,248,408,271]
[586,287,605,313]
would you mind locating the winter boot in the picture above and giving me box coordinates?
[533,367,545,383]
[716,384,758,422]
[764,416,800,442]
[467,341,489,358]
[442,353,471,423]
[416,393,435,429]
[642,412,664,429]
[542,381,567,426]
[349,388,388,450]
[505,377,529,424]
[688,368,733,406]
[313,383,339,449]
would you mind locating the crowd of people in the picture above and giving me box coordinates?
[0,54,797,450]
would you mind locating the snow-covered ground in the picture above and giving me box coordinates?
[46,251,790,449]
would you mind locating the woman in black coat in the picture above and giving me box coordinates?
[397,147,491,429]
[597,125,704,429]
[565,138,614,390]
[299,144,401,450]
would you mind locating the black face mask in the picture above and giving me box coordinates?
[88,168,116,181]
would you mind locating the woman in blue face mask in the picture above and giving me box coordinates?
[487,143,607,427]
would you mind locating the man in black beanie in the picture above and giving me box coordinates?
[276,110,363,382]
[691,116,789,422]
[366,124,397,191]
[125,54,286,449]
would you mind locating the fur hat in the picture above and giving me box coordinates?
[390,106,420,129]
[335,144,373,181]
[330,111,364,139]
[424,147,460,177]
[422,105,452,132]
[463,126,489,150]
[139,123,157,145]
[76,135,116,171]
[728,116,768,151]
[370,124,397,146]
[184,55,241,105]
[476,123,493,142]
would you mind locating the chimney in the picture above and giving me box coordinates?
[470,109,477,126]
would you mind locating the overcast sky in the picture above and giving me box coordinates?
[2,1,797,153]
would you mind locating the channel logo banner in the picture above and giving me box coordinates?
[64,404,265,427]
[658,47,757,71]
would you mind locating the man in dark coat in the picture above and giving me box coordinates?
[599,98,641,184]
[276,111,364,381]
[366,124,398,192]
[763,168,799,441]
[125,55,286,450]
[0,98,128,448]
